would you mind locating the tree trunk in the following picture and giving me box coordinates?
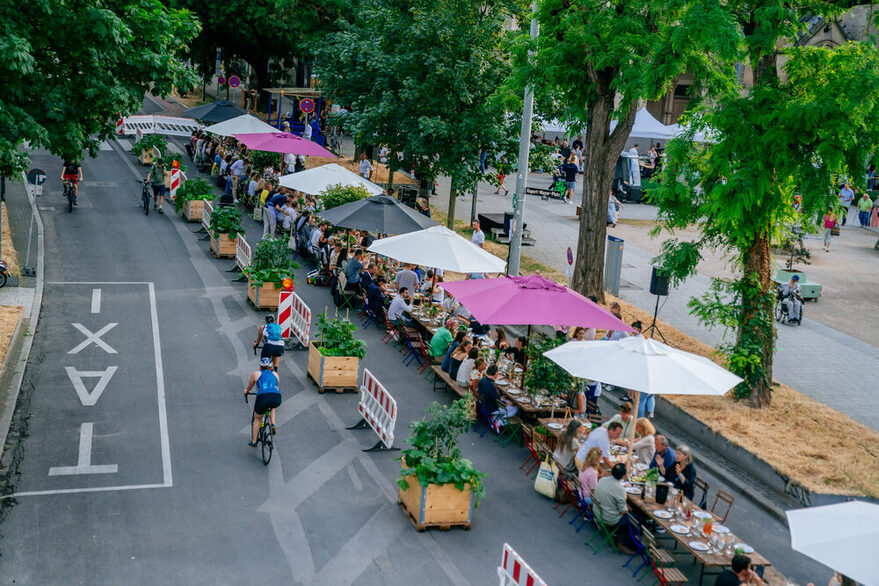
[570,90,637,303]
[447,183,457,229]
[252,58,272,112]
[387,151,395,192]
[741,230,776,407]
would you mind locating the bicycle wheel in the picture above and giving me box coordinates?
[143,188,150,216]
[260,418,273,465]
[66,186,73,213]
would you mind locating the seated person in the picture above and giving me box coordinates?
[477,365,518,426]
[429,319,456,360]
[441,330,468,372]
[629,418,656,464]
[553,419,582,473]
[672,444,697,501]
[455,347,479,386]
[387,287,413,326]
[360,262,378,290]
[715,554,764,586]
[345,249,364,292]
[603,402,634,444]
[469,357,487,393]
[575,421,623,470]
[778,274,803,324]
[367,277,387,321]
[504,336,528,366]
[648,434,678,483]
[592,463,637,554]
[578,446,603,504]
[448,340,473,381]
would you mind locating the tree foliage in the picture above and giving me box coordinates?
[652,15,879,407]
[0,0,198,174]
[318,183,372,212]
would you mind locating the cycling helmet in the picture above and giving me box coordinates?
[792,274,800,281]
[265,315,275,323]
[260,357,273,367]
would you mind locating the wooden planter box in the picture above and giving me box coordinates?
[398,471,473,531]
[247,277,282,310]
[139,149,154,165]
[307,341,359,392]
[183,199,205,222]
[210,232,236,258]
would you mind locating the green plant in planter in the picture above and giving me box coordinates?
[319,183,372,211]
[315,312,367,358]
[242,236,299,288]
[174,177,216,213]
[132,135,167,157]
[398,398,486,506]
[209,205,245,240]
[523,334,574,398]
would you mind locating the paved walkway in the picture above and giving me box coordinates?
[430,173,879,432]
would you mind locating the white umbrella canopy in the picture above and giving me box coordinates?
[543,336,743,396]
[279,163,384,196]
[202,114,278,137]
[786,501,879,586]
[367,225,507,274]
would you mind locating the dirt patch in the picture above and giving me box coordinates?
[0,306,24,370]
[1,203,21,277]
[305,156,416,186]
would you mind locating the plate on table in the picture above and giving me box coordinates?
[625,486,641,495]
[669,524,690,535]
[653,510,673,519]
[713,525,730,534]
[514,367,523,373]
[496,380,509,386]
[688,541,709,551]
[693,510,713,520]
[547,422,564,430]
[507,388,522,395]
[734,543,754,553]
[518,397,531,404]
[633,463,648,471]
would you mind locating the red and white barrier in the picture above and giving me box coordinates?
[355,369,397,451]
[278,290,310,348]
[235,235,252,271]
[116,114,124,135]
[169,169,182,200]
[498,544,547,586]
[202,200,213,234]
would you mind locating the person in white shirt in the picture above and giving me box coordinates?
[455,347,478,386]
[778,274,803,323]
[388,288,413,326]
[471,220,485,248]
[575,422,623,469]
[303,116,313,141]
[359,153,374,180]
[308,223,323,254]
[284,152,296,173]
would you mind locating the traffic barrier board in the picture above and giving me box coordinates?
[278,290,310,349]
[350,369,398,452]
[497,543,547,586]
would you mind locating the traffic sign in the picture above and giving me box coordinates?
[228,75,240,88]
[217,76,226,86]
[567,246,573,265]
[300,98,315,114]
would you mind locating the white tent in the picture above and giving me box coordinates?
[609,108,677,140]
[367,225,507,274]
[203,114,278,137]
[278,163,384,196]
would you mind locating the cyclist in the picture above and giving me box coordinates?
[61,160,83,205]
[254,314,285,370]
[145,157,167,214]
[244,357,281,446]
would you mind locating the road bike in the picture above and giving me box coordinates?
[137,180,150,216]
[245,392,274,464]
[328,127,342,154]
[63,180,75,212]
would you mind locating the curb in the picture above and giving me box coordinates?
[0,175,45,463]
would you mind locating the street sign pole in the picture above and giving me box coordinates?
[507,2,539,276]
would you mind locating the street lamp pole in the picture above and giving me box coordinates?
[507,2,539,276]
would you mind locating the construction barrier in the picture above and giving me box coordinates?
[348,369,398,452]
[278,290,310,349]
[235,235,252,272]
[202,200,213,234]
[119,115,200,137]
[116,114,124,135]
[498,543,547,586]
[169,169,181,200]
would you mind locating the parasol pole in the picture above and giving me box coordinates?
[626,391,640,474]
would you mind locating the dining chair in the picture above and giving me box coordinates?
[710,489,734,523]
[380,308,399,344]
[553,470,578,519]
[648,544,689,586]
[641,527,678,576]
[519,428,543,477]
[694,477,710,509]
[622,513,651,580]
[586,496,620,555]
[569,483,595,533]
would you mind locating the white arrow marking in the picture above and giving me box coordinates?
[48,423,118,476]
[65,366,117,406]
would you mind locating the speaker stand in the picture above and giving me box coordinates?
[645,294,668,344]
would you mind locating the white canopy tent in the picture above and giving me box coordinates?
[367,225,507,274]
[278,163,384,196]
[203,114,278,137]
[540,108,709,143]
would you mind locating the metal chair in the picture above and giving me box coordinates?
[648,543,689,586]
[519,428,543,477]
[694,477,709,509]
[711,489,735,523]
[586,495,621,554]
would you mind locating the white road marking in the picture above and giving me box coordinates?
[99,140,113,151]
[116,139,132,150]
[4,483,167,498]
[48,423,118,476]
[64,366,117,406]
[149,282,173,487]
[68,322,118,354]
[90,288,102,313]
[166,142,182,154]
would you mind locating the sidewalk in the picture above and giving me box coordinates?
[430,173,879,432]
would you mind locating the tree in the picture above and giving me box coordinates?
[527,0,738,299]
[175,0,352,95]
[0,0,198,173]
[314,0,524,228]
[652,24,879,407]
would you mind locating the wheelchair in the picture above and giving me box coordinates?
[775,291,803,326]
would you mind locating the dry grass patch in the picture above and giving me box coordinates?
[305,156,416,186]
[0,306,24,371]
[1,203,21,277]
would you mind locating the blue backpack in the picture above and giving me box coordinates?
[266,322,282,341]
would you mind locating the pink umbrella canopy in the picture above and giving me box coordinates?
[234,132,337,157]
[440,274,636,331]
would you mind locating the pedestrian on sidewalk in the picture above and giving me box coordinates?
[838,183,854,225]
[561,155,579,205]
[607,191,622,227]
[822,209,836,252]
[857,192,873,226]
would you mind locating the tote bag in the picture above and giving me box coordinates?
[533,455,558,499]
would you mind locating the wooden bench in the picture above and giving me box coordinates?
[430,365,468,398]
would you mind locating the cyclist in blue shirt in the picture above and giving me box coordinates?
[244,358,282,446]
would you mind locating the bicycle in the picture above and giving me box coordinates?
[137,179,150,216]
[245,392,274,464]
[63,180,75,212]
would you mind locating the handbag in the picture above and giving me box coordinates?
[253,206,263,222]
[533,454,558,499]
[288,232,297,251]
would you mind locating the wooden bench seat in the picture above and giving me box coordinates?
[430,365,468,398]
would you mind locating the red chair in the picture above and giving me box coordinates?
[380,307,399,344]
[519,428,544,477]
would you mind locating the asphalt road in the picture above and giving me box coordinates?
[0,132,831,585]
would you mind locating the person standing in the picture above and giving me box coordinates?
[822,209,836,252]
[359,152,374,180]
[471,221,485,248]
[607,191,623,227]
[561,155,579,205]
[857,192,873,226]
[146,158,167,213]
[838,183,854,225]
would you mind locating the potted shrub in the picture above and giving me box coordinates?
[243,237,298,309]
[318,183,372,211]
[398,398,485,530]
[524,334,574,416]
[132,135,167,165]
[175,177,216,221]
[209,205,245,259]
[307,312,367,392]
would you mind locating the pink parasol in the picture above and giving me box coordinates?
[234,132,337,157]
[440,274,635,331]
